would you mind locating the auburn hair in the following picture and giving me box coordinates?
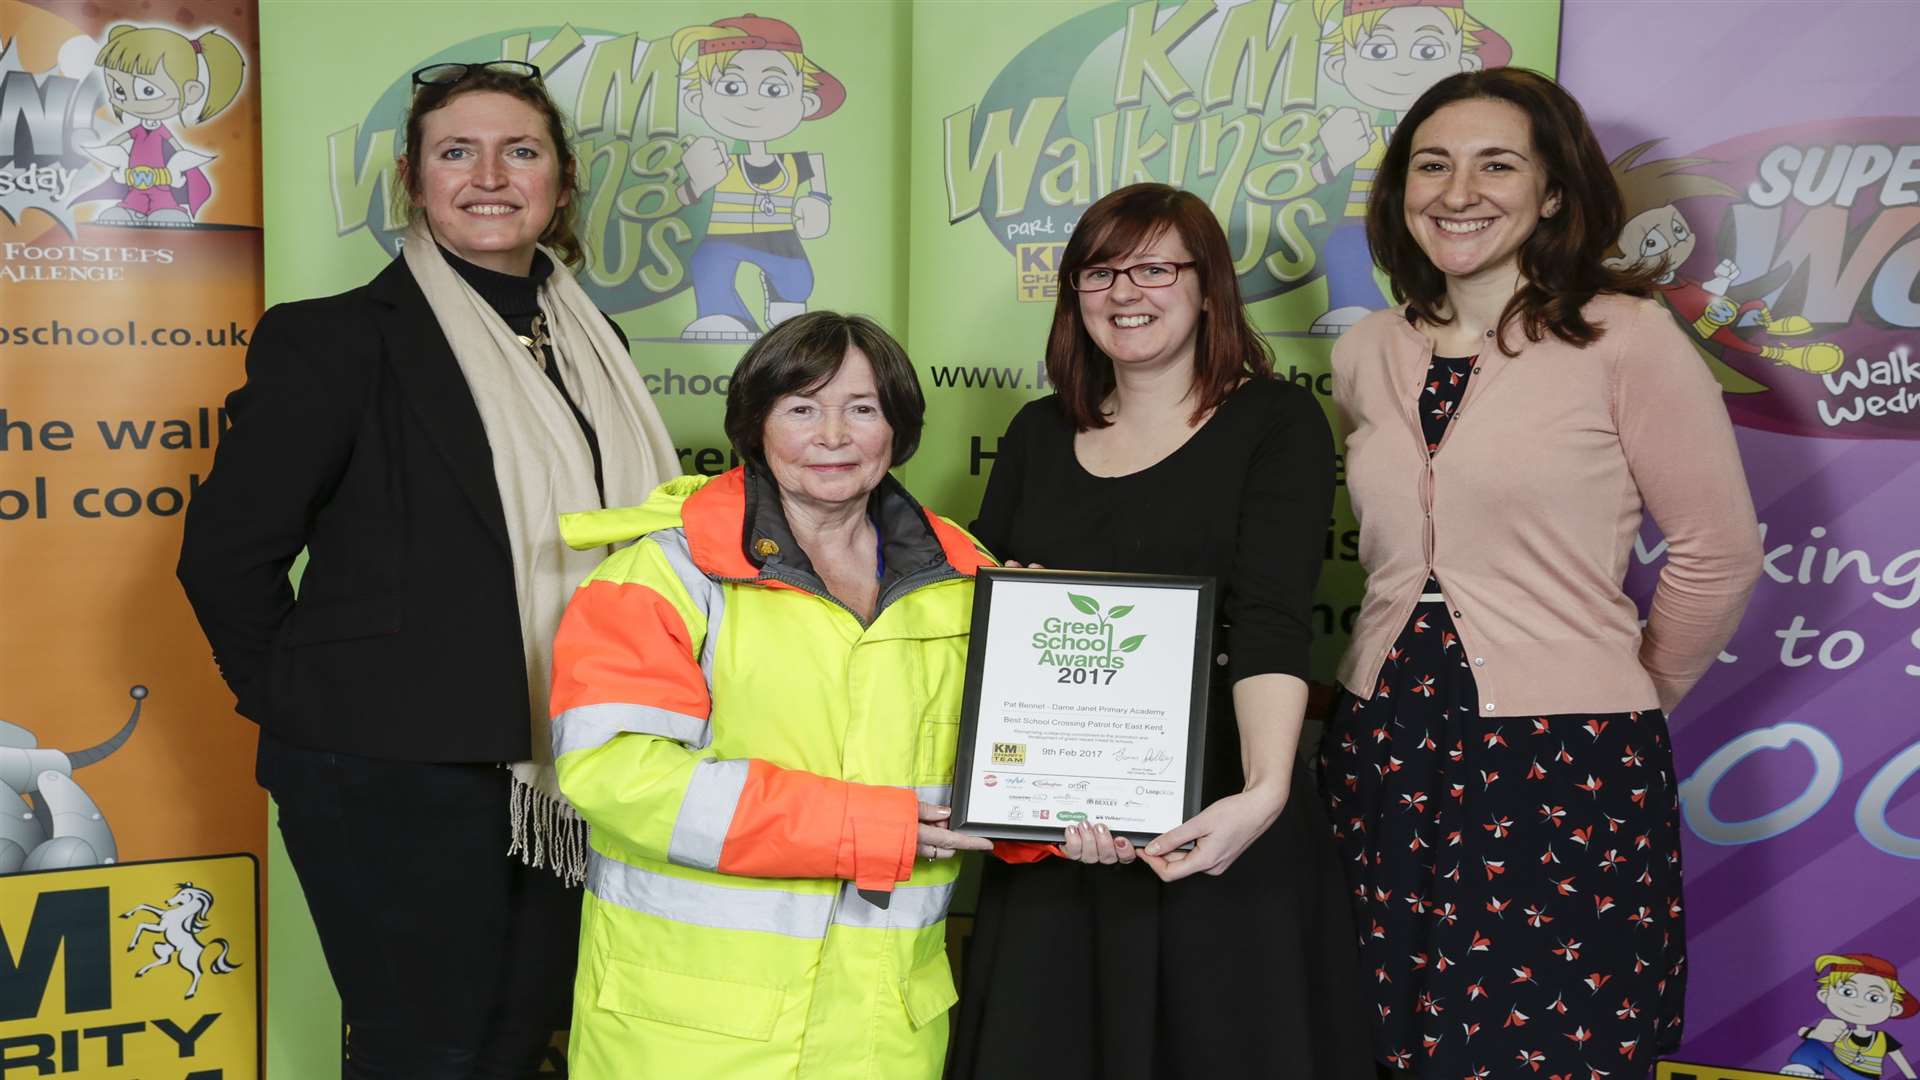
[1048,184,1272,430]
[1366,68,1662,354]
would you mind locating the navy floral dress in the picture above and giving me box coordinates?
[1319,354,1687,1079]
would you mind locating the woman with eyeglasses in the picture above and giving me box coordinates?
[952,182,1375,1080]
[177,61,677,1077]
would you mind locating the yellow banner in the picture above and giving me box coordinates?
[0,854,258,1078]
[1657,1061,1806,1080]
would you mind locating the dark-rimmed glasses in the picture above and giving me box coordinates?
[1068,261,1197,292]
[411,61,542,87]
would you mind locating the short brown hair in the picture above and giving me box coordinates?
[396,67,586,269]
[1365,68,1660,354]
[1049,183,1273,430]
[725,312,926,468]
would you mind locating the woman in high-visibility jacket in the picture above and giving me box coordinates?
[550,312,1010,1078]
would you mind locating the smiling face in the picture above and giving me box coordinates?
[1607,203,1695,279]
[1820,975,1902,1028]
[103,65,202,122]
[408,90,567,275]
[1403,97,1559,286]
[761,348,895,517]
[686,49,817,144]
[1325,7,1481,114]
[1075,227,1206,379]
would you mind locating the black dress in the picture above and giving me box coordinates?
[953,379,1375,1080]
[1317,356,1687,1078]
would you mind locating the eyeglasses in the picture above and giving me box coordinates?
[1068,261,1197,292]
[411,61,542,87]
[768,401,889,430]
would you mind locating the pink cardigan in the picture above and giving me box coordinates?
[1332,294,1763,717]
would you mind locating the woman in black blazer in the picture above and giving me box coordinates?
[178,63,676,1078]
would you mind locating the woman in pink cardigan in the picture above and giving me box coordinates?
[1320,69,1763,1080]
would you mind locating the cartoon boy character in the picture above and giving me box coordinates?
[1307,0,1511,335]
[78,25,245,226]
[1780,954,1917,1079]
[671,14,842,343]
[1605,140,1844,375]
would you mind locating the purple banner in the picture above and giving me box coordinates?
[1564,0,1920,1074]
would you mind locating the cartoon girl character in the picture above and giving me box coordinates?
[1606,140,1844,375]
[1781,954,1917,1079]
[78,25,245,227]
[671,14,842,342]
[1307,0,1510,335]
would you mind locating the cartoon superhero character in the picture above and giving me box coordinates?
[1780,954,1917,1079]
[76,25,245,227]
[1307,0,1511,335]
[671,14,842,343]
[1606,140,1844,375]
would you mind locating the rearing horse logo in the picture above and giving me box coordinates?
[121,881,243,998]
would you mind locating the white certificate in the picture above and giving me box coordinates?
[952,569,1215,843]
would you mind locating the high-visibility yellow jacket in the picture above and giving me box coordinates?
[551,467,990,1079]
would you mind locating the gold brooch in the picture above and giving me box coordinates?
[515,311,550,371]
[753,538,780,557]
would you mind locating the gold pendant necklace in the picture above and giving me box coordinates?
[515,311,550,371]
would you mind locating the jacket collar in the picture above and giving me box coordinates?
[682,466,992,586]
[365,257,513,552]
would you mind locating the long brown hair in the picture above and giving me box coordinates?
[1048,184,1272,430]
[395,67,586,269]
[1366,68,1661,354]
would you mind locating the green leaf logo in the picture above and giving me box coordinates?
[1068,593,1100,616]
[1119,634,1146,653]
[1057,811,1088,823]
[1107,605,1134,619]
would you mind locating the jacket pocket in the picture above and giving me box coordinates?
[596,956,784,1041]
[283,598,402,646]
[898,950,958,1031]
[914,715,961,785]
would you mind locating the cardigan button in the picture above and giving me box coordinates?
[1216,653,1230,667]
[1452,610,1463,618]
[1484,702,1496,712]
[1473,657,1485,667]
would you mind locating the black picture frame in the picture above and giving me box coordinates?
[950,567,1216,844]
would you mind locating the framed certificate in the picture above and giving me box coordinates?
[951,568,1216,844]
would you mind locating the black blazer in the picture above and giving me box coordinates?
[179,258,620,762]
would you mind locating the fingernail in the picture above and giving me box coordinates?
[931,807,951,818]
[1146,843,1162,855]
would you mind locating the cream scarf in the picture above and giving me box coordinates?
[404,220,678,884]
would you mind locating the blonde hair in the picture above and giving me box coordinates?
[96,25,245,122]
[670,24,822,92]
[1816,955,1910,1004]
[1315,0,1485,60]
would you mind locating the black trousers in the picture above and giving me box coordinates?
[258,732,581,1079]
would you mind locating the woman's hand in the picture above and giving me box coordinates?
[1061,821,1136,865]
[1139,781,1289,883]
[917,804,995,861]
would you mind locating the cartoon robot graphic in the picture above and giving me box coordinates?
[1307,0,1511,335]
[73,24,246,227]
[122,880,243,999]
[0,686,145,874]
[670,13,842,343]
[1780,953,1917,1079]
[1606,141,1844,376]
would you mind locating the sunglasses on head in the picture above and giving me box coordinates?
[410,60,542,87]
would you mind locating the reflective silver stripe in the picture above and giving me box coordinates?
[911,784,951,806]
[832,880,955,931]
[708,212,795,225]
[587,851,832,939]
[667,759,751,871]
[713,192,796,207]
[649,529,726,691]
[553,702,708,759]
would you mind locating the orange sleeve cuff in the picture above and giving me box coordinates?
[991,840,1062,864]
[835,783,918,892]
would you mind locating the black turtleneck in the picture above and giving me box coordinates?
[441,246,604,500]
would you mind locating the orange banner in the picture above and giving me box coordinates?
[1,1,263,1071]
